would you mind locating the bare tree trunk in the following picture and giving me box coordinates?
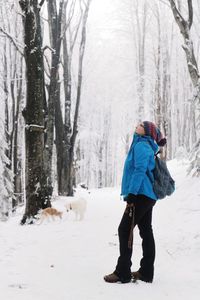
[19,0,50,224]
[154,4,162,130]
[153,3,174,160]
[3,43,10,160]
[54,81,65,193]
[98,142,103,188]
[13,57,24,208]
[162,49,170,159]
[3,42,13,218]
[168,0,199,85]
[68,1,91,195]
[45,0,64,197]
[56,0,91,196]
[168,0,200,176]
[8,46,25,210]
[135,1,147,121]
[0,3,25,215]
[162,29,174,159]
[55,1,73,195]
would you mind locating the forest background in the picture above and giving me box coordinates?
[0,0,199,222]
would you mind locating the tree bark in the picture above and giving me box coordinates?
[19,0,50,224]
[168,0,199,86]
[13,57,24,208]
[54,0,72,195]
[44,0,64,197]
[56,0,91,195]
[168,0,200,176]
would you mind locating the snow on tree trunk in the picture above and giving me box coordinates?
[134,1,147,121]
[0,120,13,221]
[168,0,200,176]
[13,57,24,208]
[19,0,50,224]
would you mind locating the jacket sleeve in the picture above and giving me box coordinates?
[129,142,151,195]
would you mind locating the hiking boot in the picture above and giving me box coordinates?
[104,273,120,283]
[104,272,131,284]
[131,271,153,283]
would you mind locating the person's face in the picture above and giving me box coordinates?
[135,123,145,135]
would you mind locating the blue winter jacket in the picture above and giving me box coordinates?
[121,133,159,201]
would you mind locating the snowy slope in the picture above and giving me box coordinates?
[0,160,200,300]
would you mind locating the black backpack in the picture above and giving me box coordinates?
[151,155,175,200]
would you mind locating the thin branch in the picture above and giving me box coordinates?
[41,15,49,22]
[39,0,46,7]
[0,27,24,56]
[61,0,77,38]
[43,53,51,78]
[71,0,91,147]
[69,0,91,52]
[188,0,193,29]
[70,10,83,51]
[168,0,187,33]
[42,45,56,53]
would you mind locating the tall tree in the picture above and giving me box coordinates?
[0,38,14,220]
[12,56,24,209]
[153,2,173,159]
[134,0,148,121]
[0,1,25,211]
[53,0,77,196]
[0,121,13,221]
[55,0,92,195]
[44,0,64,198]
[168,0,200,176]
[153,3,162,130]
[19,0,50,224]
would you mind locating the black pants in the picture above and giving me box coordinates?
[115,194,156,282]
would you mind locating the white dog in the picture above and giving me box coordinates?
[65,197,87,221]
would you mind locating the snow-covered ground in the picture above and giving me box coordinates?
[0,159,200,300]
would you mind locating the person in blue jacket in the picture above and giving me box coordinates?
[104,121,166,284]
